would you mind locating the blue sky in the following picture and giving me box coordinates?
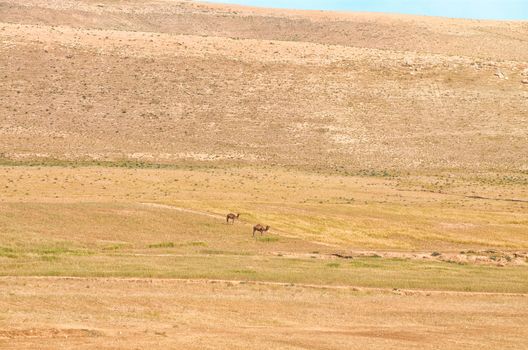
[205,0,528,20]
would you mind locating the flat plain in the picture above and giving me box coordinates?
[0,1,527,349]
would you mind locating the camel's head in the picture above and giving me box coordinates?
[236,213,240,218]
[265,226,270,231]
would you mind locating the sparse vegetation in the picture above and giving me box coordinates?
[103,244,127,251]
[326,262,340,268]
[148,242,175,249]
[0,246,17,259]
[1,1,527,349]
[185,241,207,247]
[256,236,279,242]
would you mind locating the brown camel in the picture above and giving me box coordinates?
[253,224,270,237]
[226,213,240,224]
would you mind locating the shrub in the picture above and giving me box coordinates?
[148,242,175,248]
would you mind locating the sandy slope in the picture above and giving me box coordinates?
[1,0,527,171]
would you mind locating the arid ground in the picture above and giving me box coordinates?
[0,1,527,349]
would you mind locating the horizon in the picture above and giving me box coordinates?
[204,0,528,20]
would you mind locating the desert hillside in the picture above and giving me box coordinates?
[1,2,528,349]
[1,0,527,172]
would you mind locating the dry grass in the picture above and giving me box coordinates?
[1,1,528,348]
[1,165,526,250]
[0,165,526,295]
[1,277,527,350]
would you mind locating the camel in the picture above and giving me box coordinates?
[226,213,240,224]
[253,224,270,237]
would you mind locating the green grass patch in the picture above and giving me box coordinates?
[148,242,175,249]
[39,246,74,255]
[231,269,257,274]
[256,236,279,243]
[0,244,93,259]
[35,246,94,257]
[326,262,340,268]
[1,254,525,293]
[200,249,251,256]
[102,244,127,251]
[0,246,18,259]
